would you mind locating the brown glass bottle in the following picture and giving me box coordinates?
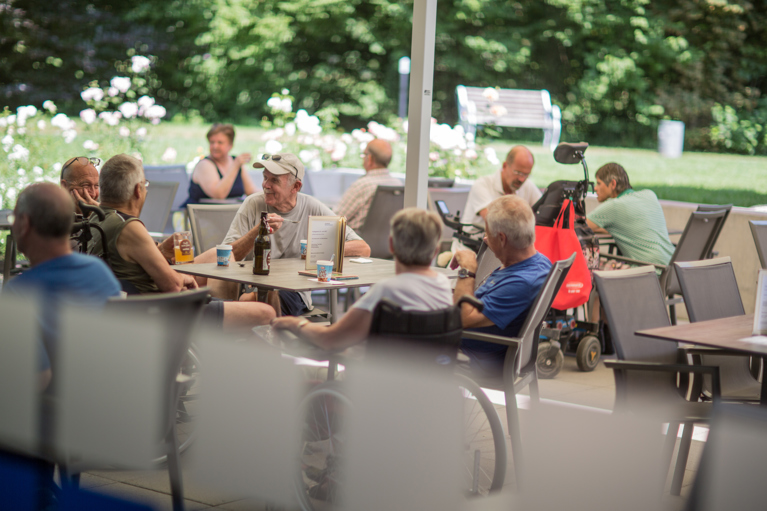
[253,212,271,275]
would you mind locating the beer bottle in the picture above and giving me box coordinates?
[253,212,271,275]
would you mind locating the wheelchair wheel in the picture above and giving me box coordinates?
[154,345,201,465]
[295,381,350,511]
[576,335,601,372]
[456,374,507,496]
[536,341,564,379]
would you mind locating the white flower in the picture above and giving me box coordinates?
[429,152,440,162]
[266,97,281,110]
[118,102,138,119]
[0,118,6,128]
[299,149,319,163]
[18,168,25,175]
[484,147,500,166]
[17,127,26,135]
[131,55,151,73]
[340,133,353,144]
[295,110,321,135]
[144,104,166,121]
[63,129,77,144]
[53,162,62,172]
[110,76,131,93]
[261,128,284,141]
[490,105,508,117]
[465,149,478,160]
[279,98,292,113]
[136,127,147,137]
[308,158,323,172]
[186,155,201,173]
[33,166,43,175]
[6,115,16,125]
[83,139,99,150]
[42,100,57,113]
[483,87,500,102]
[98,111,122,126]
[161,147,177,162]
[119,126,130,137]
[367,121,400,142]
[281,88,289,95]
[430,123,462,150]
[79,109,97,125]
[81,87,105,102]
[17,105,37,118]
[51,113,75,130]
[264,140,283,153]
[285,122,296,137]
[137,95,155,116]
[131,152,143,162]
[8,144,30,162]
[108,87,119,97]
[37,120,46,129]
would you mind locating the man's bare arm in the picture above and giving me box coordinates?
[230,225,260,260]
[272,308,372,350]
[117,222,198,292]
[345,239,371,257]
[586,218,608,234]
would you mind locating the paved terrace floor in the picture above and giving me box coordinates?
[75,353,701,511]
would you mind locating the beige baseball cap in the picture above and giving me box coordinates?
[253,153,305,181]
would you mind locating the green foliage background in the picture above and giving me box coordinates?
[3,0,767,153]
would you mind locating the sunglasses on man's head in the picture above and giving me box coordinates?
[61,156,102,179]
[261,154,298,179]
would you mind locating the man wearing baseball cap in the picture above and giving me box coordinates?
[222,153,371,316]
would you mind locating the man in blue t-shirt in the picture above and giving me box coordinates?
[453,195,551,377]
[3,183,121,386]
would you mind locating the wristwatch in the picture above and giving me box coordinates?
[458,268,476,279]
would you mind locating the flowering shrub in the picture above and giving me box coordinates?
[255,90,499,179]
[0,55,173,215]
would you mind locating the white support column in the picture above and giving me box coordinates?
[404,0,438,209]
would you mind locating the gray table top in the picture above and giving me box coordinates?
[175,257,458,292]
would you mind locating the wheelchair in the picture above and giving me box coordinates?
[290,297,508,510]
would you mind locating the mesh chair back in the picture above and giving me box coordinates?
[474,241,502,291]
[357,185,405,259]
[675,258,755,399]
[662,209,728,297]
[696,204,732,258]
[139,181,178,234]
[368,298,467,367]
[750,220,767,269]
[143,165,189,213]
[106,288,210,430]
[595,266,675,362]
[674,257,744,323]
[512,253,574,374]
[187,204,241,255]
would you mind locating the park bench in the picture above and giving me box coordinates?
[456,85,561,150]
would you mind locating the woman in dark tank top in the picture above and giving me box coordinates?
[185,123,259,205]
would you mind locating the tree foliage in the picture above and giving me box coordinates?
[2,0,766,152]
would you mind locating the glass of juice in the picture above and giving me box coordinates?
[173,231,195,264]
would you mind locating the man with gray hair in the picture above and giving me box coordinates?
[88,154,275,330]
[272,208,451,349]
[453,195,551,376]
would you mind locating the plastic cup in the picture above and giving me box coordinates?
[316,260,334,282]
[300,239,307,260]
[216,244,232,267]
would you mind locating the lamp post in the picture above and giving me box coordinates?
[398,56,411,119]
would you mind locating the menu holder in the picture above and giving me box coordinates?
[305,216,346,273]
[754,270,767,335]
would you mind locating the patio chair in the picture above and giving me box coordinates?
[143,165,190,234]
[60,287,210,511]
[461,253,574,486]
[139,181,178,237]
[593,266,720,496]
[186,203,241,255]
[695,204,731,258]
[684,403,767,511]
[356,185,405,259]
[601,208,728,324]
[750,220,767,269]
[674,257,758,402]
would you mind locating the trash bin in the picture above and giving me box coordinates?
[658,120,685,158]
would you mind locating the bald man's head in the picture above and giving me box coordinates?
[61,157,100,203]
[364,139,393,171]
[15,183,75,239]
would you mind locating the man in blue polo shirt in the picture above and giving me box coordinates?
[453,195,551,377]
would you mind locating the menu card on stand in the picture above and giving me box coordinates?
[754,270,767,335]
[305,216,346,273]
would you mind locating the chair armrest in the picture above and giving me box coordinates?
[461,330,521,347]
[599,252,667,271]
[603,360,720,399]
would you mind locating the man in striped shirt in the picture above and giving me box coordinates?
[335,139,402,230]
[586,162,674,267]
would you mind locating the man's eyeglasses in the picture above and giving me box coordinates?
[261,154,298,179]
[61,157,101,179]
[144,180,150,188]
[511,170,531,178]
